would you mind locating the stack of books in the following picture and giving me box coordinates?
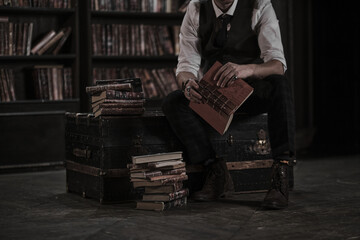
[86,78,145,118]
[128,151,189,211]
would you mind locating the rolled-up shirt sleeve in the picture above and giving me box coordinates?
[253,0,287,72]
[176,2,202,78]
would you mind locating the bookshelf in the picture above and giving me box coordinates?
[0,1,79,172]
[79,0,186,111]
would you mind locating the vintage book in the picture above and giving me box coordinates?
[147,160,184,169]
[136,196,187,211]
[189,61,254,135]
[92,101,144,112]
[26,22,33,56]
[30,30,56,55]
[92,99,145,110]
[142,188,189,202]
[132,151,183,164]
[94,107,144,117]
[37,28,65,55]
[144,182,184,194]
[95,77,143,91]
[86,83,132,94]
[130,170,163,179]
[91,90,144,103]
[132,174,188,188]
[52,26,72,55]
[147,172,186,182]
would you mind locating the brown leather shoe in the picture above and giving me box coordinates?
[191,158,234,201]
[262,161,289,209]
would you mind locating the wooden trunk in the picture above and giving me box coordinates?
[65,111,293,203]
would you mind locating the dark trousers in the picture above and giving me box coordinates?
[162,74,296,165]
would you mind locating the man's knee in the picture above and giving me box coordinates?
[161,90,186,115]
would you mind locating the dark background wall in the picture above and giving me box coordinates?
[311,1,360,155]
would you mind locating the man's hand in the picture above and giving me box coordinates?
[183,79,202,104]
[213,62,256,88]
[213,60,284,88]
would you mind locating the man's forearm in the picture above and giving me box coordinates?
[252,59,284,79]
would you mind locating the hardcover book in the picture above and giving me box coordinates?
[189,61,254,135]
[131,151,183,164]
[136,196,187,211]
[132,174,188,188]
[144,182,184,194]
[142,188,189,202]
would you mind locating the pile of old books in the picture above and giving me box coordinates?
[86,78,145,118]
[128,151,189,211]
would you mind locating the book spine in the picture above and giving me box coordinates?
[168,188,189,201]
[106,90,144,99]
[163,196,187,211]
[198,81,236,116]
[37,29,64,55]
[98,101,144,108]
[86,83,133,94]
[31,30,56,55]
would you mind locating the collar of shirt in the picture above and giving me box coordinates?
[211,0,238,17]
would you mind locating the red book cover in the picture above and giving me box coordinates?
[189,61,254,135]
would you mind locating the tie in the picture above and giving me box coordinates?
[214,14,232,48]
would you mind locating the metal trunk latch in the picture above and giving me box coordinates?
[251,129,271,155]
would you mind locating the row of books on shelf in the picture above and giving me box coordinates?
[33,65,73,100]
[91,0,189,13]
[0,0,72,8]
[86,78,145,118]
[128,151,188,211]
[0,68,16,102]
[93,67,179,99]
[0,17,71,56]
[91,24,179,56]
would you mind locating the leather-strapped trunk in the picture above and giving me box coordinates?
[65,111,294,203]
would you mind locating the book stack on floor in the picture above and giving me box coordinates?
[86,78,145,118]
[128,151,189,211]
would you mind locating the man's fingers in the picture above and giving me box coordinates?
[214,64,228,81]
[217,67,233,87]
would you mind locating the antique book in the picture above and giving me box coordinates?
[30,30,56,55]
[132,174,188,188]
[142,188,189,202]
[86,83,132,94]
[91,90,145,103]
[130,170,163,179]
[92,99,145,111]
[144,182,184,194]
[94,107,144,118]
[95,77,143,92]
[37,28,65,55]
[52,26,72,55]
[132,151,183,164]
[147,172,186,182]
[189,61,254,135]
[26,22,33,56]
[136,196,187,211]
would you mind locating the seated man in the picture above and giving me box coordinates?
[162,0,296,209]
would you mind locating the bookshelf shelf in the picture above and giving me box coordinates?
[91,11,184,19]
[92,55,178,61]
[0,7,75,15]
[0,54,76,61]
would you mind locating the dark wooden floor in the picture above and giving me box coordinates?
[1,154,359,240]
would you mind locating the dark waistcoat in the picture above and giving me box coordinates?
[199,0,263,72]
